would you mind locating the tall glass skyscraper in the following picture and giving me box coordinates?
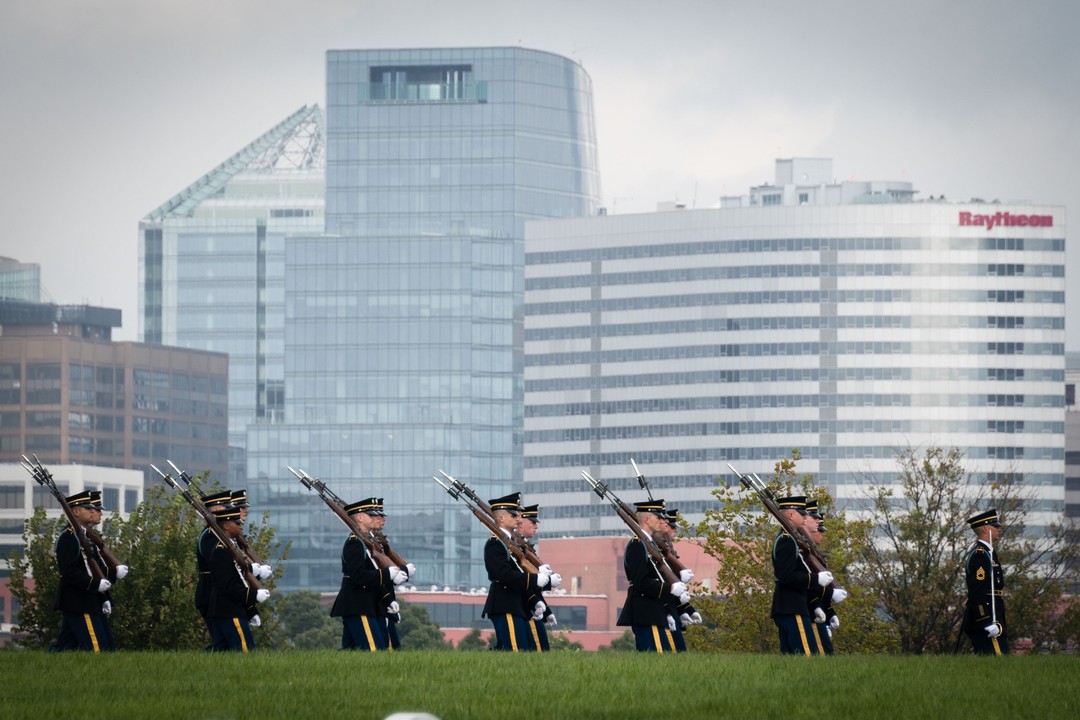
[524,159,1065,538]
[247,48,601,591]
[139,105,325,483]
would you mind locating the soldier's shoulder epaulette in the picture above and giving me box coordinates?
[629,536,640,543]
[215,542,226,549]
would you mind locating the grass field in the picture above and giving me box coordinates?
[4,651,1078,719]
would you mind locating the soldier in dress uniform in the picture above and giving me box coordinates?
[330,497,405,651]
[370,498,415,650]
[482,493,552,652]
[617,499,691,653]
[207,505,270,652]
[964,508,1009,655]
[195,490,233,650]
[662,508,700,652]
[803,500,847,655]
[49,490,127,652]
[770,496,831,655]
[517,504,561,651]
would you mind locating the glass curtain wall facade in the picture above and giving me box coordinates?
[523,201,1065,537]
[139,106,325,484]
[248,47,600,592]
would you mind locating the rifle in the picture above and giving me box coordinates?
[433,472,539,573]
[436,470,542,568]
[726,462,838,589]
[581,470,679,586]
[630,458,691,580]
[167,460,264,566]
[21,454,109,580]
[153,464,262,590]
[286,466,396,570]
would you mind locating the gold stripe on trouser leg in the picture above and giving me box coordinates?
[361,616,377,652]
[664,629,675,651]
[651,625,664,653]
[795,616,811,656]
[83,614,100,653]
[811,624,824,655]
[506,614,520,652]
[232,618,248,652]
[991,636,1001,656]
[530,620,543,652]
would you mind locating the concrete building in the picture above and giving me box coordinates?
[524,159,1065,537]
[245,47,601,592]
[0,299,229,486]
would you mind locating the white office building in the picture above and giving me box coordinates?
[523,159,1065,536]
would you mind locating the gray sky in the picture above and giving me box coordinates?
[1,0,1077,348]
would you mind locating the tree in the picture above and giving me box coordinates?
[547,630,584,651]
[8,481,287,650]
[456,627,488,651]
[687,453,896,653]
[597,629,635,652]
[267,590,338,650]
[858,445,1080,654]
[395,603,451,650]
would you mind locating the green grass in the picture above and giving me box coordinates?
[3,651,1077,719]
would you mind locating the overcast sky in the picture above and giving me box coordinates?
[1,0,1076,348]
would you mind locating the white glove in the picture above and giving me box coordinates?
[102,600,112,616]
[680,568,694,584]
[813,607,827,623]
[537,564,552,575]
[829,615,840,631]
[250,614,261,628]
[255,588,270,603]
[679,612,692,628]
[387,601,400,614]
[549,573,562,589]
[678,592,692,605]
[405,563,417,579]
[669,581,688,598]
[985,624,1001,638]
[389,566,408,586]
[536,572,550,588]
[826,627,833,638]
[545,613,558,628]
[258,564,273,580]
[97,579,112,594]
[534,601,546,616]
[666,615,676,632]
[532,605,545,621]
[690,611,703,625]
[115,565,129,580]
[817,570,834,587]
[831,587,848,604]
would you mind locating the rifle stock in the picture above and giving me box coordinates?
[433,474,539,573]
[726,462,837,589]
[287,467,397,570]
[22,455,107,580]
[581,470,679,586]
[153,464,262,590]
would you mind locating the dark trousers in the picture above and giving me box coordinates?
[211,616,254,652]
[774,614,821,655]
[631,624,677,653]
[489,613,533,652]
[50,611,114,653]
[341,614,388,651]
[815,621,834,655]
[199,606,228,652]
[385,618,400,650]
[671,624,687,652]
[528,618,550,652]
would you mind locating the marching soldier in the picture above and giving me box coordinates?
[482,493,551,651]
[770,496,831,655]
[195,489,233,650]
[803,500,847,655]
[517,504,561,651]
[370,498,415,650]
[662,508,701,651]
[617,498,691,653]
[50,490,128,652]
[330,497,405,651]
[207,505,270,652]
[964,509,1009,655]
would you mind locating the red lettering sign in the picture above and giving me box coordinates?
[958,211,1053,229]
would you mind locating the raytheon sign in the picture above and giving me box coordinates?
[958,211,1054,229]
